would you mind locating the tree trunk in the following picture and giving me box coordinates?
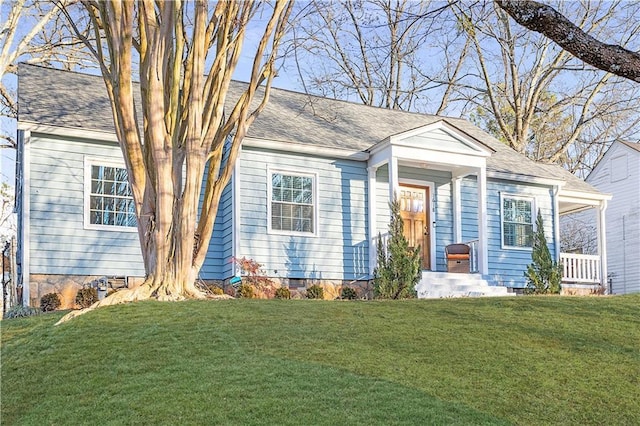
[56,0,292,324]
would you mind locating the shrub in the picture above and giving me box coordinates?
[75,287,99,308]
[525,210,562,295]
[274,287,291,299]
[236,284,254,299]
[306,284,324,300]
[40,293,61,312]
[374,196,420,299]
[340,287,358,300]
[4,305,41,319]
[209,285,224,295]
[232,257,276,298]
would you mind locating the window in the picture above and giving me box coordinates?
[86,160,136,230]
[501,195,533,248]
[269,171,315,234]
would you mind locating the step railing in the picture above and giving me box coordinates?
[464,240,479,273]
[560,253,601,283]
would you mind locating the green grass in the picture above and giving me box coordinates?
[2,295,639,425]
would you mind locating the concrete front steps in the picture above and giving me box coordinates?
[415,271,511,298]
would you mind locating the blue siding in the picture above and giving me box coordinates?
[28,134,145,276]
[238,148,368,281]
[375,165,453,272]
[485,179,555,288]
[200,177,233,280]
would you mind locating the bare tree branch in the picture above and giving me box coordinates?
[496,0,640,83]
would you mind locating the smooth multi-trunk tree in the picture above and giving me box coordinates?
[57,0,293,323]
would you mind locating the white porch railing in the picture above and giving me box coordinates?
[464,240,480,273]
[560,253,601,284]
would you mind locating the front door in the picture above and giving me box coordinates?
[399,185,431,270]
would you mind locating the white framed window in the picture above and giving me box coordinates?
[500,193,534,249]
[267,168,317,236]
[84,157,137,231]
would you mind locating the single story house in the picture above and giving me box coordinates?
[15,64,611,305]
[563,141,639,294]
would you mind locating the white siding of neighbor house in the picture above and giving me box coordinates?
[586,143,640,294]
[237,147,369,281]
[27,134,145,277]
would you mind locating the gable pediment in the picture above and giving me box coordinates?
[390,121,493,157]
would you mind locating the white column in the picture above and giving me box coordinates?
[477,166,489,275]
[553,185,561,261]
[597,200,608,291]
[452,177,462,242]
[388,156,399,201]
[367,166,378,278]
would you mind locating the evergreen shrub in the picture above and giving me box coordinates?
[306,285,324,299]
[374,196,420,299]
[40,293,61,312]
[525,210,563,294]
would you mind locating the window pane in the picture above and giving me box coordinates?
[270,173,314,233]
[91,179,103,194]
[89,163,135,228]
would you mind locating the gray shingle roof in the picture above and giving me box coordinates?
[18,63,600,194]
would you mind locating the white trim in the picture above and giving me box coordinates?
[20,130,31,306]
[18,122,120,143]
[83,157,138,233]
[558,189,612,202]
[552,185,561,261]
[370,120,493,157]
[487,170,565,187]
[399,179,436,271]
[477,167,489,274]
[499,192,536,251]
[266,166,319,237]
[367,166,378,277]
[392,145,487,169]
[388,156,399,201]
[244,136,368,161]
[232,161,241,272]
[452,177,462,243]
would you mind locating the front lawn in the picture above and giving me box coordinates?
[2,295,639,425]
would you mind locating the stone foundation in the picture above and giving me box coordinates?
[29,274,145,309]
[561,283,605,296]
[28,274,373,307]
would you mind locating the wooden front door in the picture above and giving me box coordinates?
[399,185,431,270]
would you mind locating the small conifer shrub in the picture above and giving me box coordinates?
[525,210,563,294]
[75,288,99,309]
[236,284,254,299]
[340,287,358,300]
[274,287,291,299]
[306,284,324,299]
[40,293,61,312]
[374,196,420,299]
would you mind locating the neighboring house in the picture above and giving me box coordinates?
[566,141,639,294]
[15,65,611,305]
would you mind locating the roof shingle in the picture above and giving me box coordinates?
[18,63,601,194]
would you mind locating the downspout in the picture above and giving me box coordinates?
[18,130,31,306]
[367,166,378,278]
